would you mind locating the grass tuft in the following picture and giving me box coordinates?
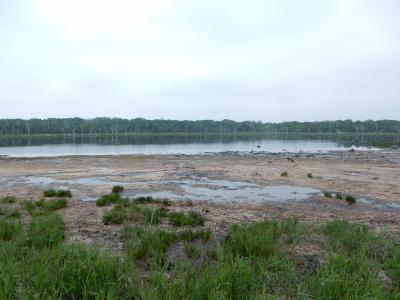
[345,195,356,205]
[169,211,205,227]
[112,185,124,194]
[0,196,16,204]
[281,171,288,177]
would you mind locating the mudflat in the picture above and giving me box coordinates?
[1,150,399,249]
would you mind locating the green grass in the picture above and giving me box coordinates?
[0,207,21,219]
[43,189,72,198]
[112,185,124,193]
[281,171,288,177]
[102,203,169,225]
[0,219,21,241]
[27,214,65,248]
[0,196,16,204]
[336,192,343,200]
[95,193,121,206]
[169,211,205,227]
[179,228,212,242]
[1,210,400,299]
[24,198,68,216]
[125,225,176,262]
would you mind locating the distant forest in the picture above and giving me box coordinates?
[0,118,399,136]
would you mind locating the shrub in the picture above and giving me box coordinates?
[133,196,154,204]
[112,185,124,194]
[169,211,205,227]
[307,173,313,179]
[281,171,288,177]
[323,191,332,198]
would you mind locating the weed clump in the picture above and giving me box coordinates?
[169,211,205,227]
[0,219,21,241]
[44,189,72,198]
[112,185,124,194]
[180,228,212,242]
[307,173,313,179]
[96,193,121,206]
[24,198,68,216]
[224,220,280,258]
[281,171,288,177]
[0,196,16,204]
[27,214,65,248]
[323,191,332,198]
[335,193,343,200]
[345,195,356,205]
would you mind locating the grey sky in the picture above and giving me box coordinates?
[0,0,399,121]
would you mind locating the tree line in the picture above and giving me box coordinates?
[0,118,399,136]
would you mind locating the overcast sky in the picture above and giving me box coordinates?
[0,0,399,121]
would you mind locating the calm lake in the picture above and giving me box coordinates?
[0,134,397,157]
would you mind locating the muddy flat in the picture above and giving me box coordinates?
[1,150,399,249]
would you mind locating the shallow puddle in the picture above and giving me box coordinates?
[131,177,321,203]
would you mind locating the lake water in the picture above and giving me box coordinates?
[0,134,394,157]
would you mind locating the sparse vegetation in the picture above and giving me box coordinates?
[324,191,332,198]
[336,192,343,200]
[281,171,288,177]
[307,172,313,178]
[112,185,124,194]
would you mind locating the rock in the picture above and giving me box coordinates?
[378,270,393,288]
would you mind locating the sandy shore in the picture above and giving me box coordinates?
[1,150,399,249]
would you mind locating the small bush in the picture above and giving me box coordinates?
[27,214,65,248]
[323,191,332,198]
[307,173,313,179]
[169,211,205,227]
[112,185,124,194]
[345,195,356,205]
[96,193,121,206]
[0,196,16,204]
[335,193,343,200]
[0,219,21,241]
[281,171,288,177]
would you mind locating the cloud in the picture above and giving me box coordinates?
[0,0,399,120]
